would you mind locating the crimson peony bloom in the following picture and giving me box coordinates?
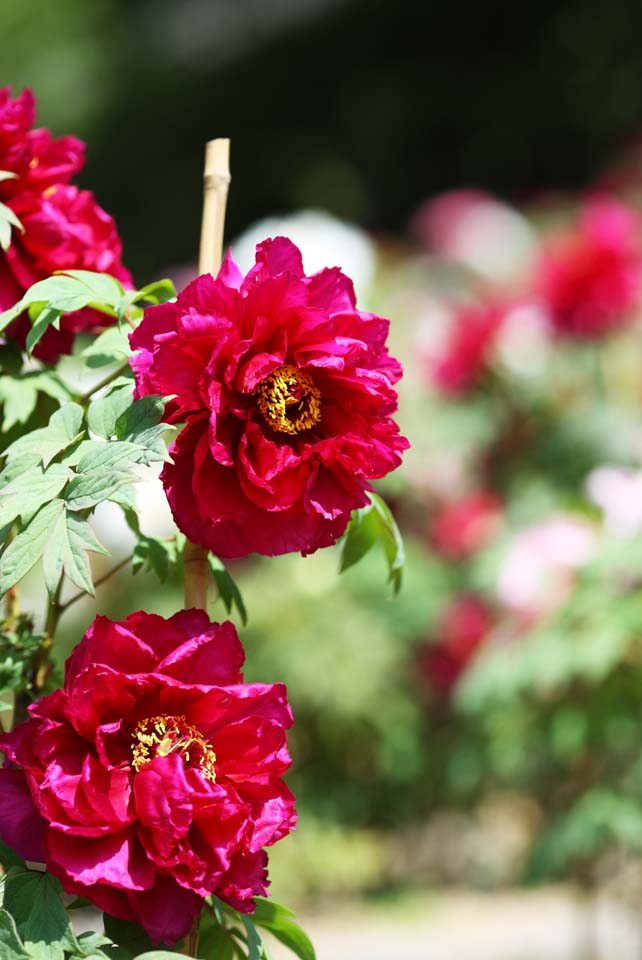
[418,595,493,696]
[0,87,85,197]
[0,87,131,362]
[534,197,642,339]
[0,610,296,945]
[431,492,502,560]
[130,237,408,558]
[429,301,504,396]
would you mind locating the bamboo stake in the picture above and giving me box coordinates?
[184,138,231,613]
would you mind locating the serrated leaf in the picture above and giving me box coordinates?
[208,555,248,625]
[0,499,64,597]
[65,470,133,511]
[115,395,166,440]
[252,899,316,960]
[43,512,108,597]
[0,465,72,527]
[76,441,144,474]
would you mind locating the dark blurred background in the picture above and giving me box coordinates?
[6,0,642,278]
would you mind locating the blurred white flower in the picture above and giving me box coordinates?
[494,300,551,379]
[412,189,538,284]
[586,466,642,539]
[231,209,377,301]
[497,514,597,615]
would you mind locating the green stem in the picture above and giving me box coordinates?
[76,359,131,404]
[13,577,63,725]
[58,554,132,615]
[185,913,200,957]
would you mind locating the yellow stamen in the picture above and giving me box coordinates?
[255,364,321,435]
[131,714,216,783]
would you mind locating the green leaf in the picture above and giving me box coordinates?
[4,403,84,466]
[208,556,248,625]
[81,326,131,369]
[25,307,62,357]
[0,499,65,597]
[0,909,29,960]
[339,503,381,573]
[0,465,71,527]
[135,954,185,960]
[0,372,73,432]
[240,917,266,960]
[3,867,79,960]
[88,386,135,440]
[0,202,23,253]
[102,915,152,958]
[132,535,182,583]
[42,511,106,597]
[114,395,167,440]
[339,493,405,594]
[252,898,316,960]
[64,470,133,512]
[58,270,124,307]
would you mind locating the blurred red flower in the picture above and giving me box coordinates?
[431,492,502,560]
[130,236,408,558]
[0,87,131,361]
[429,301,504,395]
[0,611,296,945]
[418,595,493,695]
[534,197,642,339]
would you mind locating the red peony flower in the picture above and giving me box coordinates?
[429,301,504,396]
[534,197,642,339]
[2,184,132,362]
[0,87,84,198]
[0,610,296,945]
[418,595,492,695]
[0,87,130,362]
[130,237,408,558]
[431,492,503,560]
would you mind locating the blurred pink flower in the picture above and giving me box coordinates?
[431,492,503,560]
[496,515,597,616]
[418,595,493,695]
[411,189,536,283]
[428,300,505,395]
[534,197,642,339]
[586,466,642,539]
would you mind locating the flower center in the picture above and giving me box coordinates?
[255,364,321,435]
[131,714,216,783]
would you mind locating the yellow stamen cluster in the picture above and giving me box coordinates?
[131,714,217,783]
[255,364,321,436]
